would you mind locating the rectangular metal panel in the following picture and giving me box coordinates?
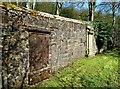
[29,32,50,85]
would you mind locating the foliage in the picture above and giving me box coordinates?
[27,50,118,88]
[92,19,112,52]
[34,2,56,14]
[79,9,89,21]
[60,7,80,19]
[116,15,120,29]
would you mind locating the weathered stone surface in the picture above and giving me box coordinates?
[1,7,29,88]
[1,5,97,88]
[49,21,87,71]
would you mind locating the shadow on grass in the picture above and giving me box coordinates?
[103,48,119,58]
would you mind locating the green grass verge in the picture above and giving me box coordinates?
[28,50,119,88]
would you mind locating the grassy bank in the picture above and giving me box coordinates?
[29,50,119,88]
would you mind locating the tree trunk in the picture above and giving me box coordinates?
[88,0,96,21]
[16,0,19,6]
[32,0,36,10]
[88,2,92,21]
[112,2,116,47]
[92,1,96,21]
[8,0,11,4]
[112,2,116,30]
[55,0,63,15]
[26,0,31,9]
[55,1,60,15]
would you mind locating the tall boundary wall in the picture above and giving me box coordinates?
[0,5,97,88]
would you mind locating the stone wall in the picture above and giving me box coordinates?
[1,5,96,88]
[0,7,2,89]
[21,7,88,71]
[1,6,29,88]
[49,19,87,71]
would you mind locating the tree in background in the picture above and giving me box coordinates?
[60,7,80,19]
[67,0,96,21]
[79,9,89,21]
[55,0,63,15]
[26,0,30,9]
[88,0,96,21]
[96,1,120,48]
[26,0,36,9]
[35,2,56,14]
[32,0,36,9]
[93,19,112,52]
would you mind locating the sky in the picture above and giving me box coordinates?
[63,1,102,10]
[62,1,119,15]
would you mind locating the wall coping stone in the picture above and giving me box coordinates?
[0,5,90,25]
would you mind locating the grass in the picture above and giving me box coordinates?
[28,50,119,88]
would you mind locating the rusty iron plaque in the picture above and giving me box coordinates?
[28,32,50,85]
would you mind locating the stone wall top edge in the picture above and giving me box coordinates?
[0,5,90,25]
[37,11,90,25]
